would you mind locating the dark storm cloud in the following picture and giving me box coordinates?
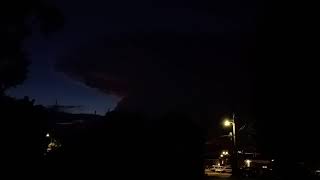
[57,32,254,114]
[56,0,258,116]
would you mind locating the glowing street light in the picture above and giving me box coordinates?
[223,113,238,174]
[224,120,232,127]
[46,133,50,138]
[223,116,236,149]
[222,151,229,155]
[220,154,224,157]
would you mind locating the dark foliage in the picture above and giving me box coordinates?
[44,110,205,180]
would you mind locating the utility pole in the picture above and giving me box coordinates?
[232,113,239,176]
[223,113,239,176]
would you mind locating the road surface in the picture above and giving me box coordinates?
[204,169,277,180]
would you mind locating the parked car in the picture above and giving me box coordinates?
[212,165,232,173]
[312,169,320,176]
[240,167,258,177]
[224,165,232,173]
[212,165,223,172]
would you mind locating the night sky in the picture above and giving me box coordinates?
[8,0,259,116]
[4,0,319,165]
[8,0,125,114]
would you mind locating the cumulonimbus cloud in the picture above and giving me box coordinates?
[56,32,254,117]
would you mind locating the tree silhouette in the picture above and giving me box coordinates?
[0,0,63,94]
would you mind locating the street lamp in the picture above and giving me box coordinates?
[223,115,236,149]
[223,113,238,175]
[224,120,232,127]
[222,151,229,155]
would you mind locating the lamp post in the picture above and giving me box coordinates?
[223,113,238,176]
[224,113,236,148]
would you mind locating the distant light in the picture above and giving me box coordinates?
[271,159,274,162]
[220,154,224,157]
[46,133,50,138]
[237,151,242,154]
[245,160,251,167]
[224,120,231,127]
[262,166,267,169]
[217,163,220,166]
[222,151,229,155]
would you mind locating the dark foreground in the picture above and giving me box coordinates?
[205,174,319,180]
[205,174,275,180]
[206,178,271,180]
